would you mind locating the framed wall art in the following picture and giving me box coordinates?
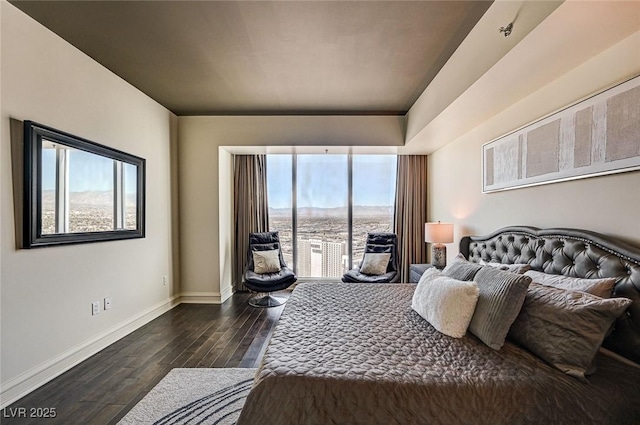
[482,75,640,193]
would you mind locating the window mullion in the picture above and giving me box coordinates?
[292,154,298,275]
[348,154,353,271]
[55,147,69,233]
[113,161,124,230]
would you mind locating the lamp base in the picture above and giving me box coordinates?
[432,244,447,269]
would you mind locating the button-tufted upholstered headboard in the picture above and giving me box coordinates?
[460,226,640,364]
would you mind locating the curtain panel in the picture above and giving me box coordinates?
[394,155,428,282]
[233,155,270,292]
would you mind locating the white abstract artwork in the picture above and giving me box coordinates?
[483,76,640,193]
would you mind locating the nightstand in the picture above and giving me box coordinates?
[409,263,434,283]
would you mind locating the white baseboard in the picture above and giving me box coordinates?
[0,295,181,409]
[178,291,224,304]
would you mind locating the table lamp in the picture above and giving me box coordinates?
[425,222,454,269]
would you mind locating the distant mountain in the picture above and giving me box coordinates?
[269,206,392,218]
[42,190,135,206]
[352,205,394,217]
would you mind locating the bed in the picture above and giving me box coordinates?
[236,227,640,425]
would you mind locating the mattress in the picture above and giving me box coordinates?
[236,283,640,425]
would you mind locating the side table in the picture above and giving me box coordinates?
[409,263,434,283]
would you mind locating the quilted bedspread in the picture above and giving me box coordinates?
[236,283,640,425]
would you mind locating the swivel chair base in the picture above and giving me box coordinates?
[249,293,287,308]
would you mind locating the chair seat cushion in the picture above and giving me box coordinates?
[342,268,398,283]
[245,266,296,292]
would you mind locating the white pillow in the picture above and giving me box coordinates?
[412,268,443,304]
[360,252,391,275]
[417,267,442,285]
[412,272,479,338]
[253,249,281,274]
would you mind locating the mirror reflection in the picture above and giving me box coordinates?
[40,140,138,234]
[23,120,145,248]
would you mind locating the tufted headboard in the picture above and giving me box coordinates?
[460,226,640,364]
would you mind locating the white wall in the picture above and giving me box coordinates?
[405,0,640,155]
[429,31,640,260]
[177,115,405,300]
[0,2,178,406]
[405,0,562,146]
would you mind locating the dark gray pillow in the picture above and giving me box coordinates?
[508,282,632,380]
[468,267,531,350]
[524,270,615,298]
[443,254,483,281]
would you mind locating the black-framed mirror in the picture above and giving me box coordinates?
[23,121,145,248]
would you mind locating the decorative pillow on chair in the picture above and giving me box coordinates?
[524,270,615,298]
[253,249,281,274]
[508,282,632,380]
[468,267,531,350]
[479,260,531,274]
[412,271,479,338]
[360,253,391,275]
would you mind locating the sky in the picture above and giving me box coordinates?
[267,154,397,209]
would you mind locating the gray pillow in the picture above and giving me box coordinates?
[252,249,281,274]
[443,254,483,281]
[360,252,391,275]
[479,260,531,274]
[468,267,531,350]
[524,270,615,298]
[508,282,632,380]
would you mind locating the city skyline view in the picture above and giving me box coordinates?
[266,154,396,278]
[269,212,394,277]
[40,141,139,235]
[41,190,137,234]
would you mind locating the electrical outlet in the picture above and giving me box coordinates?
[91,301,100,315]
[104,297,112,310]
[163,275,168,286]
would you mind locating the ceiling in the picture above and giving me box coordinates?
[9,0,492,116]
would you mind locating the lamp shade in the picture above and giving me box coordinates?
[424,222,453,244]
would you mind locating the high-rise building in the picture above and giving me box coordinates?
[322,241,345,277]
[298,239,312,276]
[297,238,345,278]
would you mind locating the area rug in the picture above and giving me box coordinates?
[118,368,257,425]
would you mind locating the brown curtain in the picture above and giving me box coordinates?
[233,155,270,292]
[394,155,428,282]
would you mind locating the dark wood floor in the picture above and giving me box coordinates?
[2,292,287,425]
